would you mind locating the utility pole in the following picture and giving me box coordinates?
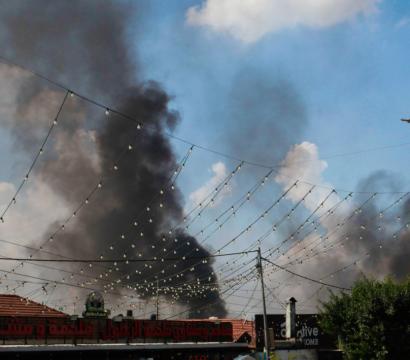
[257,247,270,360]
[156,278,160,320]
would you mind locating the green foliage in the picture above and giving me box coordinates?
[319,278,410,360]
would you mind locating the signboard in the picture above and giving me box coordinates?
[0,317,233,343]
[255,314,335,350]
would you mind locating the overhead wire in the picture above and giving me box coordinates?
[2,55,410,313]
[0,54,409,194]
[0,90,69,223]
[281,192,408,267]
[261,257,351,291]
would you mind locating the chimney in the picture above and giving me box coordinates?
[286,297,297,339]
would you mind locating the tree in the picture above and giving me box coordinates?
[319,278,410,359]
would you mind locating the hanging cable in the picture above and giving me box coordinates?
[0,90,69,223]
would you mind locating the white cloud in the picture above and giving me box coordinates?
[0,63,30,122]
[186,0,380,43]
[272,142,355,304]
[274,142,351,260]
[189,162,231,207]
[0,178,70,258]
[0,182,15,202]
[275,141,339,212]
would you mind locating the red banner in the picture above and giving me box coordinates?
[0,317,233,343]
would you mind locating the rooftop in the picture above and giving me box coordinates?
[183,318,255,345]
[0,294,67,318]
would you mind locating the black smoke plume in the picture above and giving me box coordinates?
[220,68,308,167]
[311,171,410,294]
[341,171,410,280]
[0,0,227,317]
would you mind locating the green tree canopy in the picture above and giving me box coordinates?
[319,278,410,359]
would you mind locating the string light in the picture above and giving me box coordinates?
[284,192,408,266]
[263,188,336,258]
[2,53,410,312]
[0,122,158,284]
[0,91,69,223]
[274,192,378,265]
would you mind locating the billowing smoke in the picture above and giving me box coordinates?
[0,0,226,317]
[275,142,410,307]
[221,69,308,167]
[341,171,410,280]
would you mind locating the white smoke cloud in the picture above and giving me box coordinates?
[0,63,30,121]
[273,143,406,313]
[271,142,356,307]
[275,141,340,212]
[0,182,15,201]
[189,162,231,207]
[186,0,380,43]
[0,178,70,258]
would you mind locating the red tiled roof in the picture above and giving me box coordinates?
[0,294,67,318]
[226,319,255,344]
[182,318,255,345]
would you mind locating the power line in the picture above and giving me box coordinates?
[264,192,378,260]
[270,192,353,264]
[237,277,259,316]
[0,55,276,169]
[1,54,409,194]
[5,147,237,296]
[164,268,257,319]
[0,128,194,284]
[0,250,258,263]
[217,182,303,253]
[261,257,351,291]
[0,90,69,223]
[212,185,319,278]
[0,55,407,308]
[281,191,407,267]
[139,181,299,286]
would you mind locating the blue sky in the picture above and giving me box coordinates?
[1,0,410,314]
[2,0,410,193]
[134,0,410,194]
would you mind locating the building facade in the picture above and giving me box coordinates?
[0,294,253,360]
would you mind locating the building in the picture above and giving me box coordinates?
[0,294,67,318]
[185,319,255,345]
[0,293,254,360]
[254,298,342,360]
